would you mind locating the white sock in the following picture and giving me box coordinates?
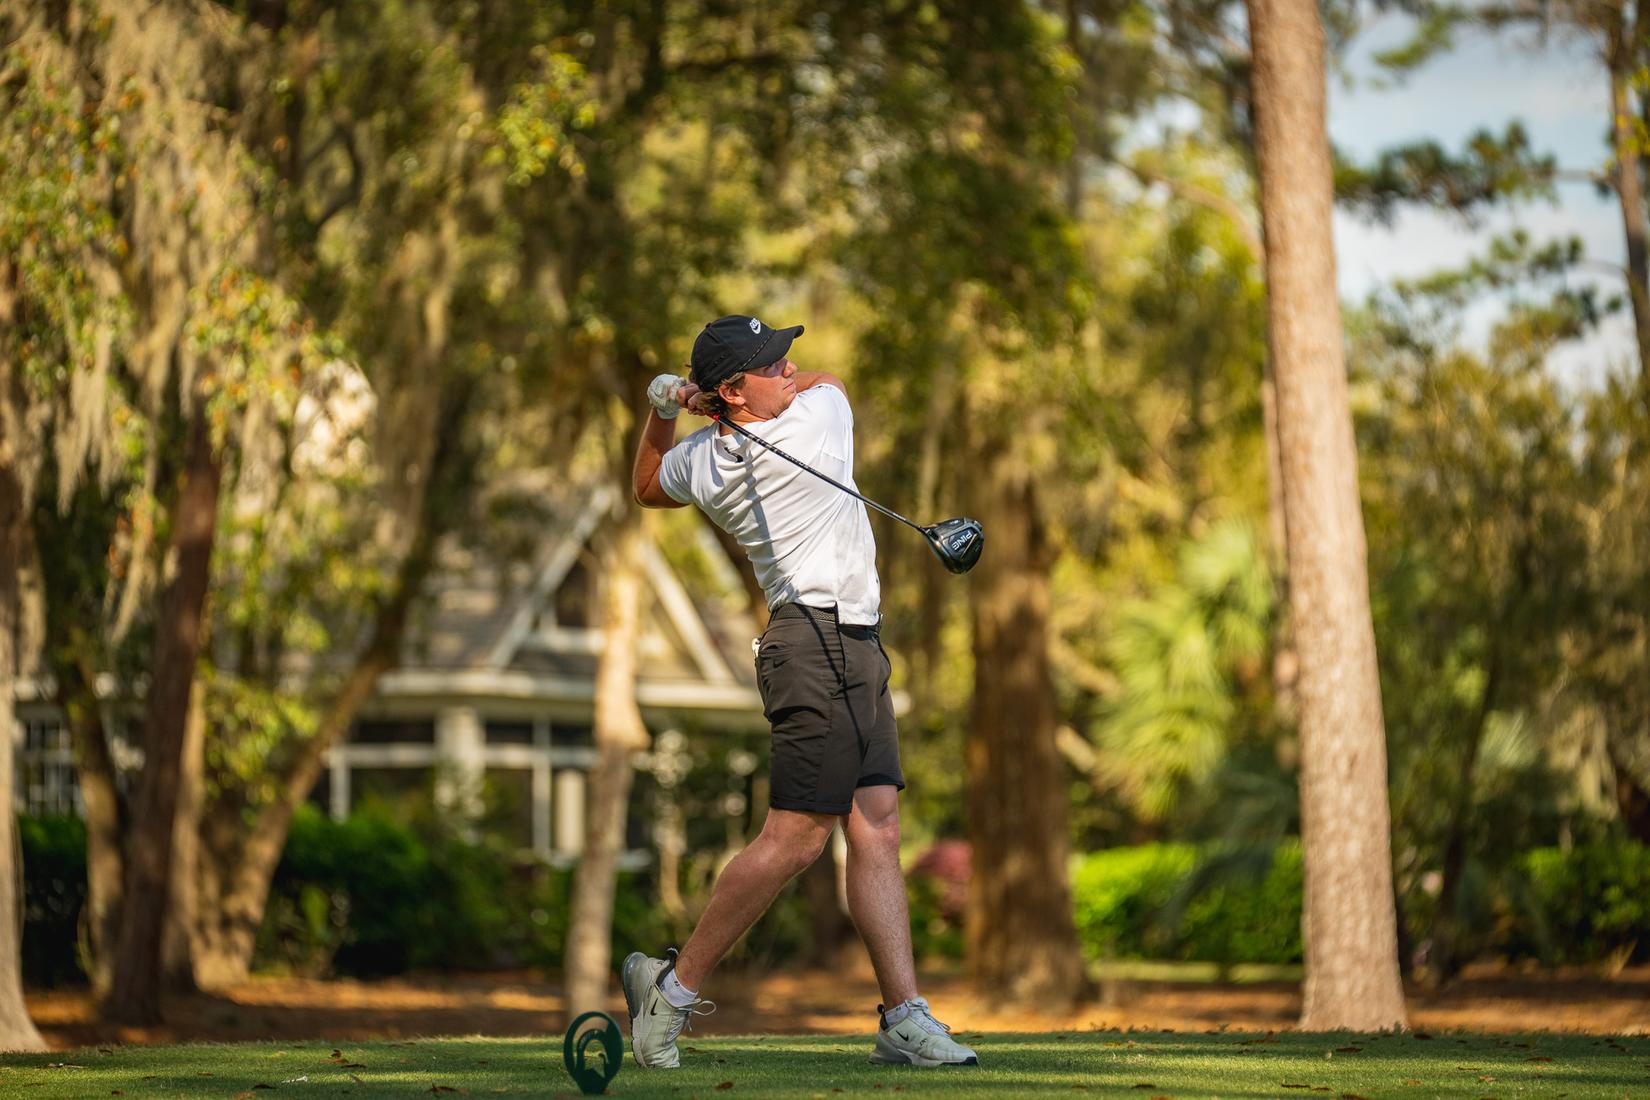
[658,967,698,1008]
[881,999,918,1028]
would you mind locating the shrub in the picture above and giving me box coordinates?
[1072,843,1198,960]
[259,804,673,978]
[1512,840,1650,964]
[18,814,88,986]
[1071,842,1302,965]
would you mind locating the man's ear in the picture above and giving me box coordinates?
[717,381,745,408]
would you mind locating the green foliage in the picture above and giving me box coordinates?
[1071,843,1303,965]
[1515,842,1650,964]
[1091,520,1273,822]
[1334,124,1557,227]
[1369,6,1472,75]
[0,38,132,399]
[905,874,967,961]
[1072,843,1197,959]
[17,815,89,987]
[258,804,674,978]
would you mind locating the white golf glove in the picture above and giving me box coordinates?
[647,373,685,419]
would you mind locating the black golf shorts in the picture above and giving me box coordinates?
[755,602,904,815]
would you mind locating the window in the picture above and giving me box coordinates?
[351,719,436,744]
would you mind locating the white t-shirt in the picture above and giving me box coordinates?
[659,385,881,624]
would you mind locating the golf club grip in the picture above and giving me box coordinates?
[716,416,925,534]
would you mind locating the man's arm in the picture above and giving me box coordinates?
[633,409,688,509]
[793,370,847,395]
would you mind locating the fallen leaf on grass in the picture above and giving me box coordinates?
[717,1084,734,1092]
[1340,1094,1371,1099]
[197,1071,215,1076]
[1525,1056,1554,1063]
[1335,1046,1362,1053]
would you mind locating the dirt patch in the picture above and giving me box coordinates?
[27,958,1650,1050]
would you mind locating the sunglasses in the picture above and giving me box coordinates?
[748,357,790,378]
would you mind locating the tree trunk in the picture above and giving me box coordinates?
[1607,734,1650,844]
[1245,0,1408,1031]
[105,391,223,1025]
[564,506,652,1019]
[0,461,47,1052]
[800,840,854,964]
[53,644,125,995]
[1610,18,1650,382]
[1262,361,1299,719]
[963,429,1083,1008]
[161,681,206,992]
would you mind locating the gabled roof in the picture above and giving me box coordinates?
[391,483,763,725]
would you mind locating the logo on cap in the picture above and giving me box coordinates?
[749,318,762,333]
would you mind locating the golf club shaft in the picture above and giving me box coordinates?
[715,415,927,535]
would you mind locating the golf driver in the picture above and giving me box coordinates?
[714,415,984,575]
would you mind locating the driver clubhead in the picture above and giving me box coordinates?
[923,517,984,575]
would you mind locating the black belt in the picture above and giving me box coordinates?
[770,601,880,636]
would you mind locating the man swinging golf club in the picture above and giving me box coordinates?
[626,314,980,1070]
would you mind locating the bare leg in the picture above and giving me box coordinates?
[844,785,919,1007]
[673,807,835,991]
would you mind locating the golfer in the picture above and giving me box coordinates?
[625,315,979,1070]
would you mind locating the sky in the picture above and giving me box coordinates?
[1327,15,1632,389]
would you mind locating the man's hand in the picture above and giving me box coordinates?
[680,382,719,416]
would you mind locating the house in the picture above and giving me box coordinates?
[12,484,769,864]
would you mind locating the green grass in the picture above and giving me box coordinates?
[2,1029,1646,1099]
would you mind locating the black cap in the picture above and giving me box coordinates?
[689,315,804,391]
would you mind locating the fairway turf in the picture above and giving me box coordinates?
[2,1029,1646,1098]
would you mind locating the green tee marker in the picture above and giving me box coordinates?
[562,1011,623,1095]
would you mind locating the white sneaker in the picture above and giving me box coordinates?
[620,949,714,1069]
[869,997,979,1067]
